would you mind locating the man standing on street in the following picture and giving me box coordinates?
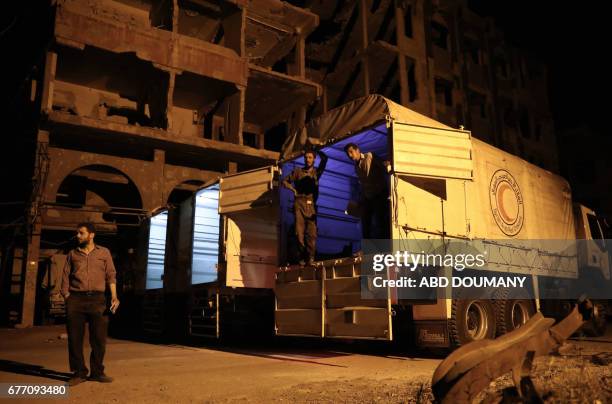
[283,146,328,266]
[61,222,119,385]
[344,143,391,239]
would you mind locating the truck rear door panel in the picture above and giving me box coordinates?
[219,166,279,289]
[392,122,473,180]
[391,123,473,240]
[275,257,392,339]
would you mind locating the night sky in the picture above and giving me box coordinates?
[471,0,607,134]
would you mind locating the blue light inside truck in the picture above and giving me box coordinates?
[280,123,388,258]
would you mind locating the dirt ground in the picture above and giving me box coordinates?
[0,325,610,403]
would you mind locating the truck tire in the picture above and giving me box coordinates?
[449,299,496,347]
[493,288,536,336]
[495,298,535,336]
[581,301,607,337]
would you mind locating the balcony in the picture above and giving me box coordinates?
[245,0,318,70]
[245,64,321,130]
[55,0,248,86]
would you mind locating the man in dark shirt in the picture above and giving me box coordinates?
[283,147,328,265]
[344,143,391,239]
[61,222,119,385]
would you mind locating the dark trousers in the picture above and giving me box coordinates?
[65,293,108,377]
[361,192,390,239]
[294,196,317,261]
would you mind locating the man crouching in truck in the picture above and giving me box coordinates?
[61,222,119,386]
[344,143,391,239]
[282,146,328,266]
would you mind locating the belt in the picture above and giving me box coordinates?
[71,291,104,296]
[295,195,314,204]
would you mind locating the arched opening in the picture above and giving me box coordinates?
[55,164,143,227]
[168,179,205,205]
[39,165,146,329]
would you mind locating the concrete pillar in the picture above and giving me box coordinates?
[322,87,328,113]
[257,132,265,150]
[288,106,307,140]
[395,5,409,106]
[170,0,178,33]
[226,161,238,174]
[359,0,370,96]
[18,130,50,327]
[223,5,245,56]
[295,35,306,79]
[9,249,25,324]
[224,87,245,145]
[18,221,41,328]
[165,71,176,132]
[40,51,57,114]
[153,149,166,208]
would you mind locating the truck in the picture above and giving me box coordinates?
[142,94,609,347]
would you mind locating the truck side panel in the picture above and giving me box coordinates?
[469,139,576,241]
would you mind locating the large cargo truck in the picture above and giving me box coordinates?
[142,95,609,347]
[69,95,612,347]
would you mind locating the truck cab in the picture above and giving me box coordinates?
[574,203,609,279]
[572,204,610,336]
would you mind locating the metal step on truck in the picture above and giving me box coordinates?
[143,94,610,347]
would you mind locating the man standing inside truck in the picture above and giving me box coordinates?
[61,222,120,386]
[344,143,391,239]
[283,146,328,266]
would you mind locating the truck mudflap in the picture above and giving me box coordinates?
[415,321,450,348]
[274,256,393,339]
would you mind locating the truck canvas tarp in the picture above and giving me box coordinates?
[281,94,575,243]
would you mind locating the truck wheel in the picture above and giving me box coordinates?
[581,301,607,337]
[495,299,535,336]
[450,299,496,347]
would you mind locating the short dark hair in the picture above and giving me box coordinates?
[303,147,316,157]
[343,143,359,153]
[77,222,96,234]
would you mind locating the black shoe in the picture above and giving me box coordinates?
[68,375,87,386]
[88,374,113,383]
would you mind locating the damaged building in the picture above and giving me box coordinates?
[1,0,556,333]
